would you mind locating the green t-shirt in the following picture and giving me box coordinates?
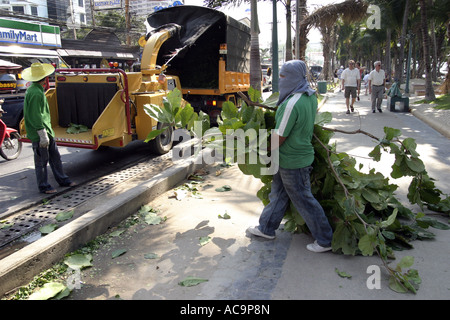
[275,93,317,169]
[23,82,54,142]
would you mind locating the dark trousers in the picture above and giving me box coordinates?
[32,138,71,193]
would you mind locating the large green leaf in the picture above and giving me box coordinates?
[221,101,238,120]
[64,253,93,270]
[358,234,376,256]
[405,157,425,173]
[55,210,74,222]
[39,224,57,235]
[28,282,67,300]
[384,127,402,140]
[144,128,167,142]
[262,92,279,109]
[315,111,332,125]
[178,276,208,287]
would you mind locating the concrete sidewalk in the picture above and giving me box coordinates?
[2,91,449,300]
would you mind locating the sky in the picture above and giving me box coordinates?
[184,0,344,48]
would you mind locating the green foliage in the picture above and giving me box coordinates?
[145,88,450,294]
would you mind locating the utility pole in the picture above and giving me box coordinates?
[69,0,77,39]
[90,0,96,27]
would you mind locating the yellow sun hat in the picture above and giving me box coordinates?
[22,63,55,82]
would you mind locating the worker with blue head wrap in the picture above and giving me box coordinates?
[277,59,316,106]
[248,60,333,253]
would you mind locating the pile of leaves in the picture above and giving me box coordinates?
[144,88,450,293]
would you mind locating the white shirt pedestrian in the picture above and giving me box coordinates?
[341,67,360,87]
[368,61,386,113]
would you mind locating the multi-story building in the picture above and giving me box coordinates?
[130,0,183,18]
[0,0,90,26]
[47,0,89,26]
[0,0,48,18]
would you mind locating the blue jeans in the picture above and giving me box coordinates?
[32,138,72,193]
[258,166,333,247]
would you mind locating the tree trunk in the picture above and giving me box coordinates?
[385,28,392,83]
[250,0,261,91]
[297,0,308,60]
[320,25,332,81]
[285,0,293,61]
[419,0,436,100]
[395,0,410,83]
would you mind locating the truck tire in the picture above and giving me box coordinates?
[149,122,173,155]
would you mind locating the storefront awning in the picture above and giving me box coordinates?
[57,49,139,60]
[0,45,60,58]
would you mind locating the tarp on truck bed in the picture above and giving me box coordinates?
[147,5,250,89]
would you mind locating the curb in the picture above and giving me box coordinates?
[0,151,206,297]
[410,107,450,139]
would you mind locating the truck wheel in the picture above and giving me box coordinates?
[149,122,173,155]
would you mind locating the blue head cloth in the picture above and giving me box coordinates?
[277,60,316,106]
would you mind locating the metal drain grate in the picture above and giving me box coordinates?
[0,153,173,248]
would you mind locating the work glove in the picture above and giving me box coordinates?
[37,128,50,148]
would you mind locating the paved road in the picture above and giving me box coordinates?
[0,140,160,218]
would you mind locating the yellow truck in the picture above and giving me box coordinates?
[20,5,251,154]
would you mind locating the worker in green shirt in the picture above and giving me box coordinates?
[248,60,333,253]
[22,63,75,194]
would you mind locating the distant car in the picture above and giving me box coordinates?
[310,66,323,80]
[261,64,272,92]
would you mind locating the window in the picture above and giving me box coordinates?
[12,6,24,14]
[31,6,38,16]
[78,0,84,7]
[80,13,85,24]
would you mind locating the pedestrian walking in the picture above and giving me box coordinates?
[368,61,386,113]
[363,71,370,95]
[355,62,364,101]
[247,60,333,253]
[22,63,75,194]
[336,66,344,92]
[341,60,360,114]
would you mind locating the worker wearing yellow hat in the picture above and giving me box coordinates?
[22,63,75,194]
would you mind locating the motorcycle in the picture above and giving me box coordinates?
[0,100,22,160]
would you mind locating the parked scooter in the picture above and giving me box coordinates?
[0,99,22,160]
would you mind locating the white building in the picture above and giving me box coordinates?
[130,0,183,18]
[0,0,88,26]
[0,0,48,18]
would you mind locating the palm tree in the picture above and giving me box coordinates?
[301,0,368,79]
[250,0,262,90]
[279,0,293,61]
[419,0,436,100]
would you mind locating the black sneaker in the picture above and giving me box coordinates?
[378,109,382,113]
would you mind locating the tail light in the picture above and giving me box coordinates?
[205,100,217,107]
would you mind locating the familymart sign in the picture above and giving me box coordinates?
[0,19,61,48]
